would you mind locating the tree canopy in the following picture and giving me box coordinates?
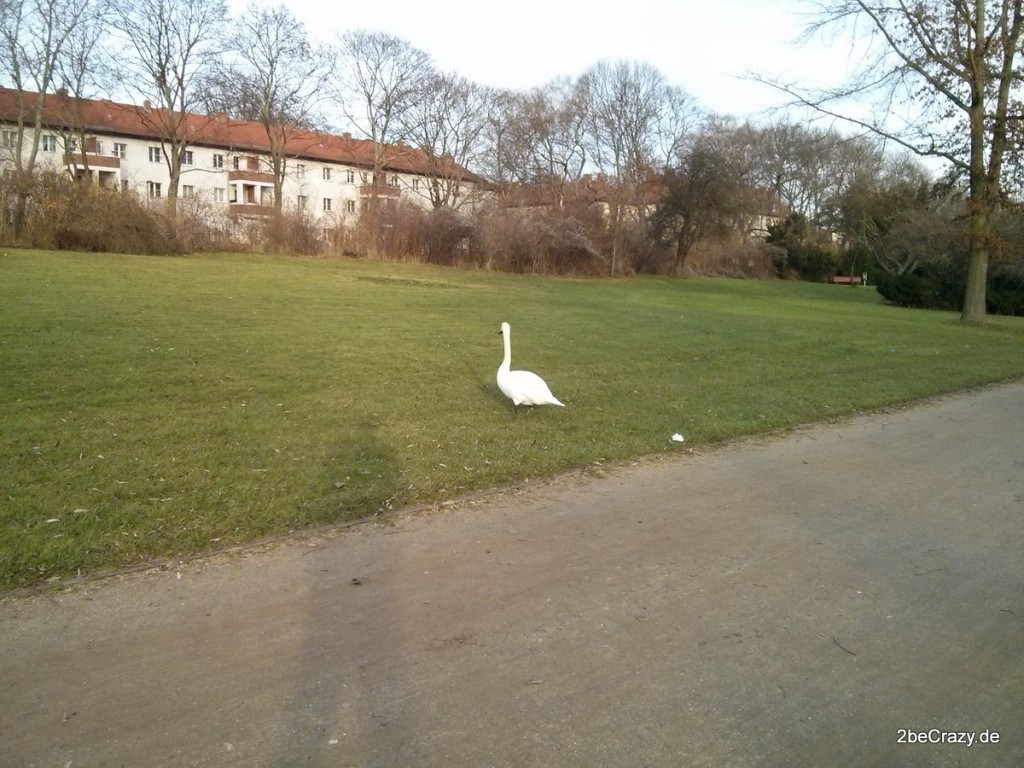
[762,0,1024,322]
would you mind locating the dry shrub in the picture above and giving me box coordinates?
[327,220,358,256]
[596,218,655,276]
[229,216,264,253]
[376,202,425,261]
[417,206,475,266]
[261,209,323,256]
[0,171,230,255]
[336,199,608,275]
[345,200,409,260]
[172,193,233,253]
[43,173,175,254]
[683,237,777,278]
[340,202,477,266]
[475,207,607,275]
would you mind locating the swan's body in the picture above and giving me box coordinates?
[497,322,564,407]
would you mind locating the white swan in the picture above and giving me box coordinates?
[497,322,564,407]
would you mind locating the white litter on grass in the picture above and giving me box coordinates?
[670,433,685,443]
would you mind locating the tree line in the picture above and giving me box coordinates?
[2,0,1022,316]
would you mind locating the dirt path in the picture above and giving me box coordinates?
[2,382,1022,767]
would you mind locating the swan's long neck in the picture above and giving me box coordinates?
[500,326,512,371]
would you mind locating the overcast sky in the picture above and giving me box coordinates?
[228,0,865,121]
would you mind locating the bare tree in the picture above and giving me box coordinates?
[482,71,695,210]
[483,79,590,206]
[578,62,658,270]
[402,70,487,210]
[334,30,432,205]
[524,79,590,190]
[650,117,759,273]
[749,122,885,221]
[0,0,92,216]
[202,2,331,212]
[763,0,1024,322]
[111,0,228,218]
[580,60,665,186]
[654,84,703,170]
[53,0,112,183]
[479,88,523,187]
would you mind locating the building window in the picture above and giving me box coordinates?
[345,200,356,213]
[182,185,194,197]
[112,142,127,158]
[1,129,17,148]
[232,156,240,170]
[322,198,332,211]
[346,169,355,184]
[412,178,420,191]
[182,150,194,166]
[297,195,307,210]
[212,153,224,169]
[147,181,162,198]
[213,188,226,203]
[389,174,398,187]
[148,146,162,163]
[322,167,331,181]
[296,163,306,179]
[41,135,57,152]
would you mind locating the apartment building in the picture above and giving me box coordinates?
[0,86,483,224]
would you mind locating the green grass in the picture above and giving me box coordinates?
[2,249,1023,590]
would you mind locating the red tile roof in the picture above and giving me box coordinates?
[500,175,668,207]
[0,86,480,181]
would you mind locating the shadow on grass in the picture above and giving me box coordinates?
[319,416,405,523]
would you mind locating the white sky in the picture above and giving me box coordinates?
[228,0,866,121]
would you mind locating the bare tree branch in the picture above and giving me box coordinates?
[202,1,332,212]
[111,0,228,217]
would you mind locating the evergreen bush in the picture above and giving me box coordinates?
[874,261,1024,316]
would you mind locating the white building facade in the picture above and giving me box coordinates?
[0,87,483,229]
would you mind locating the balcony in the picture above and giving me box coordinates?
[358,182,401,199]
[229,202,277,217]
[65,152,121,171]
[228,169,276,184]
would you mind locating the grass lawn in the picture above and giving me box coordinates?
[2,248,1023,590]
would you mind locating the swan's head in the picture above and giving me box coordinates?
[499,321,510,335]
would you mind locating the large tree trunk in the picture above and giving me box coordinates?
[961,203,989,322]
[961,4,991,324]
[672,237,689,276]
[273,155,284,212]
[166,174,179,219]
